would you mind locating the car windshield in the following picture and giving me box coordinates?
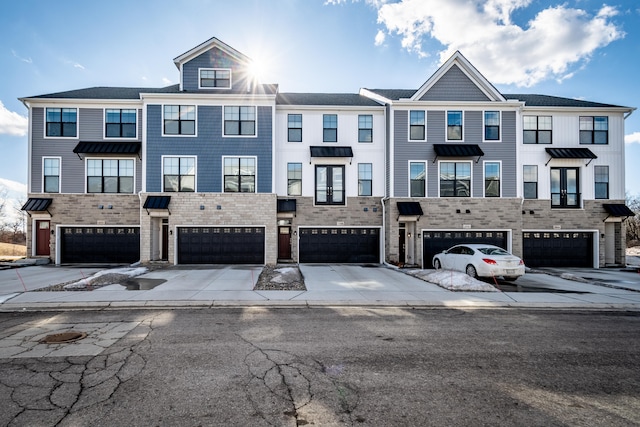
[477,247,510,255]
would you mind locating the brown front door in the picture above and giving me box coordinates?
[278,226,291,260]
[36,220,51,256]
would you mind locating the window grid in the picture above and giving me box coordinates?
[163,157,195,192]
[224,157,256,193]
[484,111,500,141]
[523,165,538,199]
[594,165,609,199]
[409,110,425,141]
[106,109,136,138]
[409,162,426,197]
[87,159,134,194]
[323,114,337,142]
[484,162,500,197]
[46,108,77,137]
[523,116,552,144]
[288,114,302,142]
[164,105,195,135]
[447,111,463,141]
[580,116,608,144]
[224,106,256,136]
[358,163,372,196]
[440,162,471,197]
[200,69,231,88]
[287,163,302,196]
[43,158,60,193]
[358,115,373,143]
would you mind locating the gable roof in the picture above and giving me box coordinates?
[503,94,628,109]
[21,85,181,101]
[173,37,250,70]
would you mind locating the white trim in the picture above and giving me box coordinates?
[161,104,198,138]
[407,160,427,197]
[446,110,464,142]
[408,110,427,142]
[197,67,232,90]
[103,108,139,140]
[161,155,198,193]
[482,110,502,142]
[312,164,348,207]
[437,160,473,198]
[43,107,78,140]
[221,155,258,193]
[482,160,502,198]
[222,105,258,138]
[41,156,62,194]
[84,157,137,195]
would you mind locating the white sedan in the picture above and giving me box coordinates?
[432,244,525,280]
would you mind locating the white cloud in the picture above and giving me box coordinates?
[625,132,640,144]
[0,101,28,137]
[162,77,172,85]
[11,49,32,64]
[372,0,624,86]
[374,29,386,46]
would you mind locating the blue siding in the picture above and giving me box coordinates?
[182,48,248,91]
[420,65,490,102]
[146,105,272,193]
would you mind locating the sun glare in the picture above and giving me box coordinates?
[247,55,271,84]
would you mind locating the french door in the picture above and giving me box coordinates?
[315,165,344,205]
[551,167,580,208]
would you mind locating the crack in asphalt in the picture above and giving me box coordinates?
[0,318,154,426]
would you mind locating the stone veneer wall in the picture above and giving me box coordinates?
[139,192,278,264]
[25,194,141,263]
[281,197,383,262]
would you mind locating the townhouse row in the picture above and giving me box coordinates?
[20,37,635,269]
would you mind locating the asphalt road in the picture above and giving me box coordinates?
[1,308,639,426]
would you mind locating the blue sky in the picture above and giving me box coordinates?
[1,0,639,196]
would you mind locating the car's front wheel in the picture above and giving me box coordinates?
[466,264,477,279]
[433,259,442,270]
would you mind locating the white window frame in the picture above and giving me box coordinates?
[222,156,258,193]
[437,160,473,197]
[198,68,232,89]
[42,156,62,193]
[483,160,502,198]
[222,106,258,138]
[161,155,197,193]
[482,111,501,142]
[408,160,427,198]
[44,107,78,139]
[408,110,427,142]
[162,105,197,137]
[446,110,464,142]
[103,108,138,140]
[84,157,136,194]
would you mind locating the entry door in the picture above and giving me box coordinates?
[35,220,51,256]
[161,220,169,261]
[278,226,291,260]
[551,168,580,208]
[315,166,344,205]
[398,229,406,263]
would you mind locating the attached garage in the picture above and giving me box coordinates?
[523,231,594,268]
[422,230,508,269]
[60,226,140,264]
[177,226,265,264]
[299,227,380,263]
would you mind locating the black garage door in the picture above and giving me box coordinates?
[299,227,380,263]
[60,227,140,264]
[177,227,264,264]
[523,232,593,268]
[422,230,508,269]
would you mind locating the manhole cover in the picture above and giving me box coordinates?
[40,331,87,344]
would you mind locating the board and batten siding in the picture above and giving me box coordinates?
[393,109,517,198]
[30,107,143,194]
[145,104,273,193]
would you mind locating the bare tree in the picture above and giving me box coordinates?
[625,192,640,246]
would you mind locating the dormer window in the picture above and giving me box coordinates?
[199,68,231,89]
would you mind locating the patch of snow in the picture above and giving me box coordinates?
[64,267,148,290]
[406,269,499,292]
[271,267,301,284]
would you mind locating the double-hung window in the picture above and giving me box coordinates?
[409,162,426,197]
[358,163,372,196]
[46,108,77,137]
[105,109,136,138]
[224,106,256,136]
[440,162,471,197]
[163,157,195,192]
[323,114,337,142]
[287,163,302,196]
[164,105,195,135]
[594,166,609,199]
[87,159,134,193]
[484,111,500,141]
[224,157,256,193]
[523,165,538,199]
[43,158,60,193]
[484,162,500,197]
[409,110,425,141]
[358,115,373,142]
[288,114,302,142]
[447,111,463,140]
[523,116,552,144]
[580,116,608,144]
[199,69,231,88]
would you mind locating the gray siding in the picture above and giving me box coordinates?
[420,65,490,102]
[31,107,143,194]
[393,109,517,198]
[182,48,249,92]
[146,105,273,193]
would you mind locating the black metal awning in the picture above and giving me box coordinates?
[21,198,53,216]
[310,146,354,158]
[545,147,597,165]
[277,199,297,213]
[73,141,141,159]
[143,195,171,214]
[397,202,423,216]
[433,144,484,163]
[603,203,635,221]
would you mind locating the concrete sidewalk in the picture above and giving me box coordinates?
[1,264,640,311]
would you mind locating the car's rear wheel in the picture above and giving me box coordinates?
[434,259,442,270]
[466,264,477,279]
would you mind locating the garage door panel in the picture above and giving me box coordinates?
[523,232,593,267]
[177,227,264,264]
[422,231,508,269]
[61,227,140,264]
[299,228,379,263]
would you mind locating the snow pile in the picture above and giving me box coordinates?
[406,269,499,292]
[64,267,148,290]
[271,267,300,284]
